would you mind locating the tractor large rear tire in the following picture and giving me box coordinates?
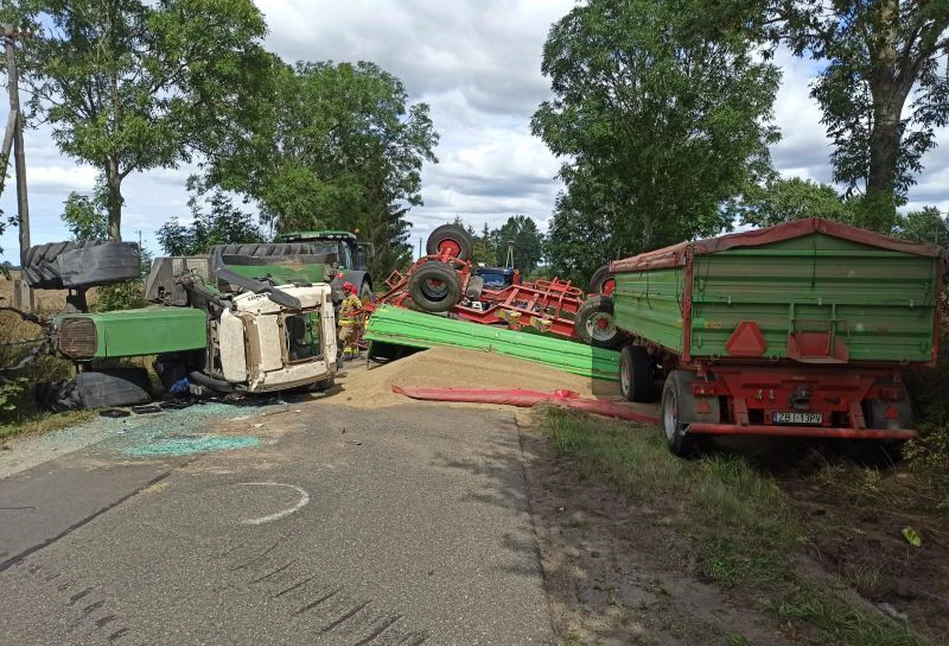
[24,241,141,289]
[408,261,462,313]
[426,225,473,262]
[214,243,318,257]
[576,296,624,349]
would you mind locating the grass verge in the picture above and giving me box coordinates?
[0,410,95,441]
[541,406,929,646]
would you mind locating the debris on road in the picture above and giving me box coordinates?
[364,305,620,381]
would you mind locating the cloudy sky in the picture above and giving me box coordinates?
[1,0,948,262]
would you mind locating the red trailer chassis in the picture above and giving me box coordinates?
[366,250,592,340]
[680,362,917,440]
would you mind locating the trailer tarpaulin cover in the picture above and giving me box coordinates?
[391,386,659,423]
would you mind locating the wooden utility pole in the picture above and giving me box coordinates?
[4,24,32,311]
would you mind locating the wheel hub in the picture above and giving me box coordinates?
[585,312,616,341]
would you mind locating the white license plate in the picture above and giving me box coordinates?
[773,412,823,425]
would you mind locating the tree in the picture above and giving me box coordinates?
[157,185,262,256]
[207,60,438,278]
[60,180,108,242]
[10,0,271,240]
[897,206,949,246]
[757,1,949,231]
[491,215,545,275]
[732,176,856,227]
[545,185,615,285]
[473,222,498,266]
[532,0,780,266]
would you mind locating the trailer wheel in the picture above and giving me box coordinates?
[426,225,473,261]
[408,261,462,313]
[620,345,655,402]
[576,296,624,349]
[662,373,699,457]
[590,265,615,296]
[661,371,717,458]
[844,390,913,465]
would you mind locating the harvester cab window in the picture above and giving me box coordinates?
[338,241,353,269]
[285,312,322,362]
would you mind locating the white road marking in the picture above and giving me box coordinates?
[236,482,310,526]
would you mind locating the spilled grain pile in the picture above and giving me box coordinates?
[335,346,619,409]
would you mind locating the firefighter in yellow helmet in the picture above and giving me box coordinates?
[338,282,364,359]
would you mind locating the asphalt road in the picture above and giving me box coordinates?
[0,402,554,645]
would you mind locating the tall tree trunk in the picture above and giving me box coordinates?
[863,0,900,233]
[105,158,123,241]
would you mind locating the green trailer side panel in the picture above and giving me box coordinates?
[612,267,685,353]
[690,234,938,363]
[364,305,620,381]
[55,307,208,359]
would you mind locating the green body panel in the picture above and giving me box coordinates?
[612,267,685,353]
[364,305,620,381]
[224,262,327,285]
[613,233,939,364]
[54,307,207,359]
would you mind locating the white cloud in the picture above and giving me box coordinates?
[2,0,949,264]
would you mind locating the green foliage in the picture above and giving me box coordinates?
[93,281,146,312]
[11,0,271,240]
[208,60,438,279]
[533,0,780,280]
[0,376,26,412]
[62,192,109,242]
[733,177,857,227]
[490,215,545,274]
[896,207,949,247]
[760,1,949,232]
[158,184,263,256]
[60,176,109,242]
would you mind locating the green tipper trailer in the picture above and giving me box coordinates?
[609,218,946,456]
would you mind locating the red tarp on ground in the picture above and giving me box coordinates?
[391,386,659,424]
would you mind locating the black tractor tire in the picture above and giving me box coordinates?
[214,243,319,257]
[620,345,655,403]
[590,265,616,296]
[426,225,473,261]
[36,368,152,412]
[359,280,374,305]
[408,261,462,313]
[24,241,140,289]
[465,275,485,300]
[576,296,624,349]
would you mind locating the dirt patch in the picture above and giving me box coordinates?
[334,346,620,409]
[783,468,949,644]
[518,417,794,645]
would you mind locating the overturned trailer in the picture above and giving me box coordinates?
[610,218,946,456]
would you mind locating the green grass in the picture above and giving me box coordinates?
[0,410,95,441]
[541,406,930,646]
